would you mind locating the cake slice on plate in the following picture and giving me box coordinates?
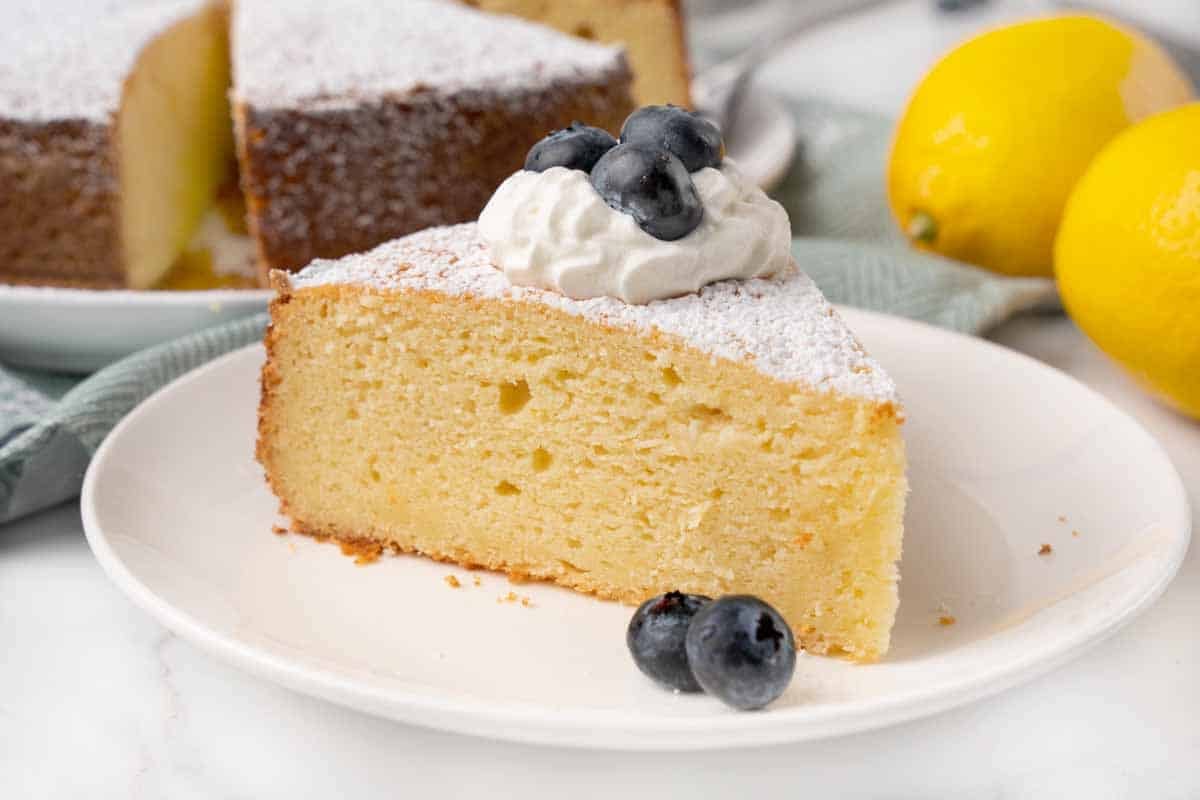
[257,111,906,661]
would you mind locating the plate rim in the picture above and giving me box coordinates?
[0,283,273,306]
[79,308,1192,750]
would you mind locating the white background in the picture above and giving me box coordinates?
[3,1,1199,797]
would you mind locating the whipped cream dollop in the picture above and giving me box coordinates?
[477,160,792,304]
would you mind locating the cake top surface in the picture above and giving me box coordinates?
[286,223,900,404]
[0,0,202,122]
[233,0,629,111]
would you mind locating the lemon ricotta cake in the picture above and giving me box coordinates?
[260,161,906,660]
[0,0,233,289]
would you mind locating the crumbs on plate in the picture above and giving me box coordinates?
[497,591,533,607]
[1039,543,1053,556]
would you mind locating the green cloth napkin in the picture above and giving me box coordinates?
[0,100,1057,525]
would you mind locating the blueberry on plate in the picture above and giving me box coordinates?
[627,591,712,692]
[524,121,617,173]
[589,143,703,241]
[684,595,796,710]
[620,104,724,172]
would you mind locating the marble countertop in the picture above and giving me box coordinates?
[3,2,1198,797]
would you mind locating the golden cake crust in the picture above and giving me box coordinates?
[232,0,637,277]
[0,119,123,288]
[236,81,633,278]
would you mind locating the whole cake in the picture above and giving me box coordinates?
[0,0,637,289]
[0,0,233,289]
[258,110,907,661]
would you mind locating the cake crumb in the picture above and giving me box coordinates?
[938,615,956,626]
[1057,515,1067,523]
[496,591,532,606]
[271,524,289,536]
[444,575,461,589]
[472,576,482,587]
[1039,544,1053,556]
[1072,529,1081,538]
[338,540,383,565]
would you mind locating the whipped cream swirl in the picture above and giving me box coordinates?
[478,160,792,304]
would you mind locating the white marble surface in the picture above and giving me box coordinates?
[3,1,1199,797]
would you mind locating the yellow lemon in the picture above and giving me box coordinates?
[888,15,1193,277]
[1056,103,1200,419]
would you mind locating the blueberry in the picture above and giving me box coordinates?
[620,105,724,173]
[684,595,796,710]
[524,121,617,173]
[589,143,703,241]
[627,591,712,692]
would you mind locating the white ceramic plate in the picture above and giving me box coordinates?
[0,285,271,373]
[80,309,1189,751]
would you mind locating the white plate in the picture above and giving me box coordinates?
[724,87,797,192]
[80,309,1189,751]
[0,285,271,373]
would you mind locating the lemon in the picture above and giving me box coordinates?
[888,15,1193,277]
[1056,103,1200,419]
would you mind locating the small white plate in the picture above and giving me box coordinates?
[724,88,797,192]
[80,310,1189,751]
[0,285,271,373]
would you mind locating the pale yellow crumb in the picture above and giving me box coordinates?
[472,576,482,587]
[444,575,461,589]
[1057,515,1067,524]
[938,615,956,626]
[1072,530,1081,538]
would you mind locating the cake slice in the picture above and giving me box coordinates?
[462,0,691,107]
[0,0,234,289]
[258,223,906,661]
[231,0,635,277]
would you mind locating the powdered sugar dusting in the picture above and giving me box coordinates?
[288,224,900,404]
[233,0,628,112]
[0,0,202,122]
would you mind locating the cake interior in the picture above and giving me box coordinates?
[465,0,690,106]
[260,284,906,661]
[117,1,235,289]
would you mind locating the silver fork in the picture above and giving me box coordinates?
[693,0,901,133]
